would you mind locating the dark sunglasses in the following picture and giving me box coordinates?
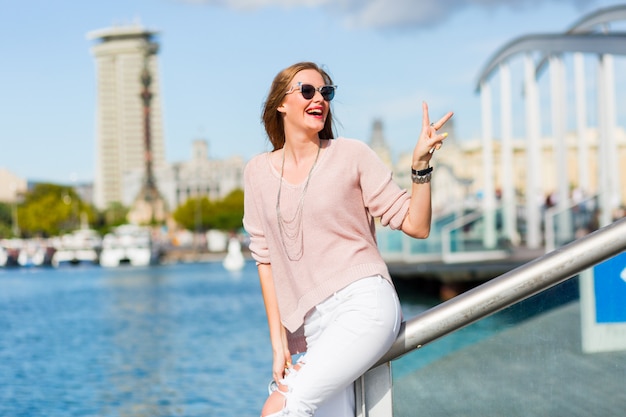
[285,82,337,101]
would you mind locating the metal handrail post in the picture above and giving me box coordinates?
[377,216,626,366]
[544,194,599,253]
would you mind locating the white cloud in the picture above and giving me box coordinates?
[178,0,596,29]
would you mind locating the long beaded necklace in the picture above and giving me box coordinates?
[276,141,322,261]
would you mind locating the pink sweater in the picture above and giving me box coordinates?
[243,138,411,351]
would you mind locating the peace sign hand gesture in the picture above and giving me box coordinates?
[412,101,453,171]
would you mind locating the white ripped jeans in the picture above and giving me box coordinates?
[268,275,402,417]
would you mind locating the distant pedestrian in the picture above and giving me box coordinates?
[243,61,453,417]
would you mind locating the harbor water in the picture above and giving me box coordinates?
[0,261,274,416]
[0,261,577,416]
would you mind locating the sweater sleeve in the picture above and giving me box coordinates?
[355,141,411,230]
[243,159,271,264]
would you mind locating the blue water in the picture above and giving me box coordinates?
[0,261,273,416]
[0,261,577,416]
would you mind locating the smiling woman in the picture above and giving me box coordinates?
[243,61,452,416]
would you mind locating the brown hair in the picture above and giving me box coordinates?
[262,62,335,151]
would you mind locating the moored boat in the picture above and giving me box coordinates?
[51,229,102,267]
[99,224,161,267]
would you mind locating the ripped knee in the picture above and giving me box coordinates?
[261,388,287,417]
[261,360,307,417]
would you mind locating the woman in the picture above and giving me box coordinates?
[243,62,453,417]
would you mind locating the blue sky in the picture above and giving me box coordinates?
[0,0,622,184]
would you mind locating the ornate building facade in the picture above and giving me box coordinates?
[121,139,245,210]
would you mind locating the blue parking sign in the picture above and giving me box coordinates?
[593,252,626,323]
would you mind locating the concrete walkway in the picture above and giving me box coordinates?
[393,302,626,416]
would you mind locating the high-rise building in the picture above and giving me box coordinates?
[87,23,166,209]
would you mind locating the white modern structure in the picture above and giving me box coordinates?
[374,6,626,267]
[88,23,167,209]
[475,5,626,249]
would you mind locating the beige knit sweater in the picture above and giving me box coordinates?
[243,138,411,352]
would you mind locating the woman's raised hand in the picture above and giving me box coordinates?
[412,101,453,170]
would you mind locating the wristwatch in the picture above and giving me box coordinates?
[411,166,433,184]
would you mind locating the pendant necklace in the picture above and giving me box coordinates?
[276,141,321,261]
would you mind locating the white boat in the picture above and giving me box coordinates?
[16,239,47,267]
[99,224,159,267]
[222,237,245,271]
[51,229,102,267]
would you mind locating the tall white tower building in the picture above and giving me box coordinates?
[87,24,166,209]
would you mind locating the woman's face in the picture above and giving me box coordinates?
[279,69,330,138]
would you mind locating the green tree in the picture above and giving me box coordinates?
[213,189,244,231]
[18,183,96,237]
[97,202,129,234]
[172,196,216,231]
[172,189,244,232]
[0,202,13,238]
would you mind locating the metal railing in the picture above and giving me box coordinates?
[440,208,509,263]
[378,215,626,365]
[544,194,599,252]
[356,216,626,416]
[377,206,513,264]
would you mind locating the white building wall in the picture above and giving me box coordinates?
[0,169,27,203]
[88,24,166,209]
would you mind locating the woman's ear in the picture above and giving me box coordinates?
[277,103,286,114]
